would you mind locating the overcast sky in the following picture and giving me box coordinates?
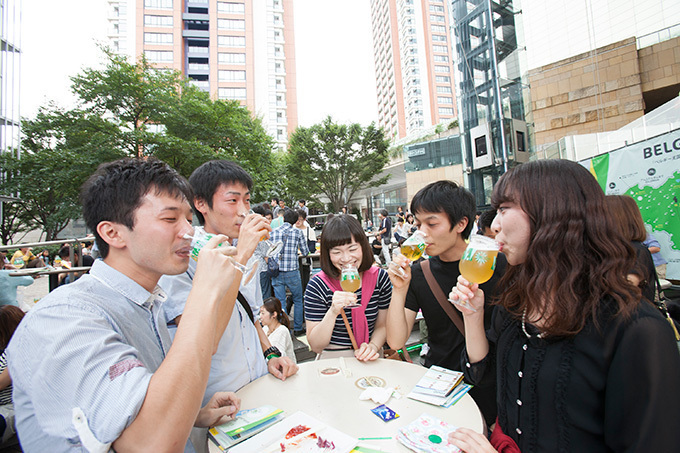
[19,0,378,128]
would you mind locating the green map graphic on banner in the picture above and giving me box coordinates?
[581,129,680,280]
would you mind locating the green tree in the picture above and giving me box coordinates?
[7,49,277,240]
[163,88,275,198]
[70,50,186,157]
[0,106,126,241]
[0,201,32,245]
[285,117,390,212]
[70,49,275,197]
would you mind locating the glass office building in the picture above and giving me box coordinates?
[451,0,532,206]
[0,0,21,156]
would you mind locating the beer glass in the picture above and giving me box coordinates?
[340,264,361,293]
[451,235,499,312]
[399,230,427,262]
[458,235,499,284]
[390,230,427,278]
[184,229,250,273]
[243,209,283,257]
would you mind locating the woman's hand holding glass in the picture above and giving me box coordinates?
[451,235,499,313]
[449,274,485,315]
[330,289,359,316]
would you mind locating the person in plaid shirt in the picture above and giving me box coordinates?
[270,209,309,335]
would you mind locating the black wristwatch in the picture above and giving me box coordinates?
[263,346,282,360]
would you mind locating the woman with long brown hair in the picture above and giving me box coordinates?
[448,160,680,452]
[604,194,656,302]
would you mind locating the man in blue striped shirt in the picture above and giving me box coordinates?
[7,158,243,452]
[270,209,309,335]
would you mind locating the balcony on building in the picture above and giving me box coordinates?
[183,10,209,39]
[187,38,209,57]
[189,75,209,92]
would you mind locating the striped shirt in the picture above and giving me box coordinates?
[6,260,195,452]
[304,268,392,347]
[270,223,309,272]
[0,352,11,405]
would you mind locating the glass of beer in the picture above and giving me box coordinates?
[400,230,427,262]
[459,235,499,284]
[184,229,250,273]
[244,209,283,257]
[389,230,427,278]
[340,264,361,293]
[452,235,499,312]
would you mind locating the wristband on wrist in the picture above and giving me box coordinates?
[263,346,281,360]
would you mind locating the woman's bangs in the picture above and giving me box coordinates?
[490,175,518,209]
[323,222,354,250]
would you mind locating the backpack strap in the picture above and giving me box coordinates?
[421,260,465,336]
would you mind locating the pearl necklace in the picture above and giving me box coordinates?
[521,308,545,339]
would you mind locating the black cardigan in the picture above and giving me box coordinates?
[463,300,680,452]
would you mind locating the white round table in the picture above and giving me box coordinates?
[208,358,483,452]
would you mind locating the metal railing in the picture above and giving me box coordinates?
[1,237,94,291]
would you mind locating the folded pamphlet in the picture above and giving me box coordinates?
[407,365,471,407]
[208,405,284,451]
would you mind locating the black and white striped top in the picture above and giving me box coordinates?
[0,351,12,405]
[304,268,392,347]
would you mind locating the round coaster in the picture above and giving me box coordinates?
[320,367,340,375]
[428,434,443,444]
[355,376,387,389]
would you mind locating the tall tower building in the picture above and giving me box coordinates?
[108,1,134,57]
[370,0,457,141]
[0,0,21,155]
[136,0,298,150]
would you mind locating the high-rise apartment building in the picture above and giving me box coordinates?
[108,1,133,57]
[136,0,298,150]
[369,0,457,141]
[0,0,21,155]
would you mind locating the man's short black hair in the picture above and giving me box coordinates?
[380,209,388,217]
[189,160,253,225]
[283,208,298,225]
[58,245,72,259]
[410,180,476,239]
[477,208,497,233]
[272,197,279,203]
[296,209,307,220]
[81,157,192,259]
[299,199,306,205]
[252,203,273,219]
[252,203,266,216]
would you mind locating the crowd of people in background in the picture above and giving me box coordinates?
[0,157,678,452]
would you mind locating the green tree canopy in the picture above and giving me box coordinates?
[0,106,126,241]
[285,117,390,212]
[2,48,276,242]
